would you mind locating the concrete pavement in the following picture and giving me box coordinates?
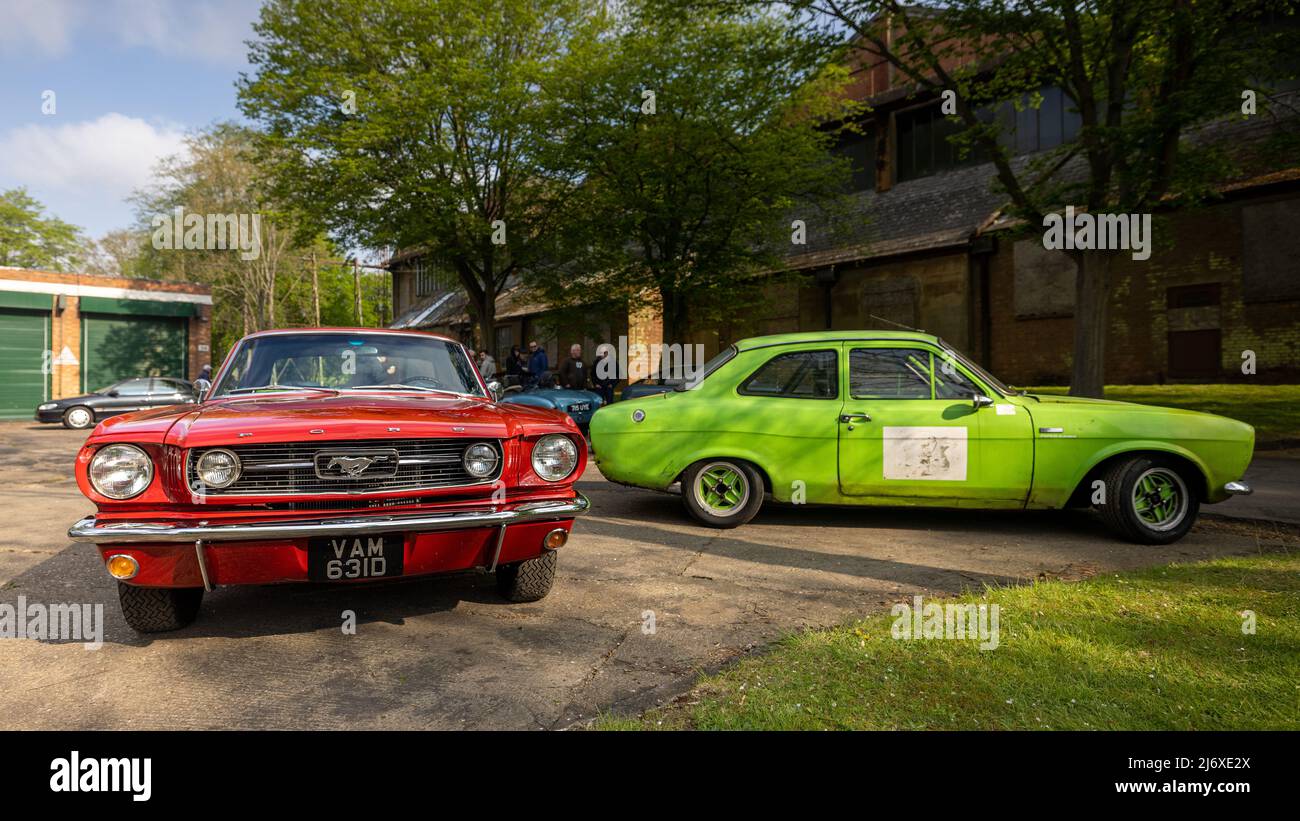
[0,420,1294,730]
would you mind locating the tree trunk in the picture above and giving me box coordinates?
[474,288,496,351]
[658,285,686,346]
[1068,251,1113,398]
[353,260,363,325]
[311,250,320,326]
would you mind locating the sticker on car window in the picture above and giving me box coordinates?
[882,426,968,481]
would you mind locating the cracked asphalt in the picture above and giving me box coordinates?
[0,419,1290,730]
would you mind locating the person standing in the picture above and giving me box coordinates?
[558,343,589,390]
[526,340,549,388]
[593,347,616,405]
[505,345,524,386]
[477,349,496,380]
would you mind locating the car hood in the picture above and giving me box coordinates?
[88,392,573,448]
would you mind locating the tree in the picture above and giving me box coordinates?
[81,229,148,278]
[537,4,859,342]
[237,0,603,349]
[0,188,83,271]
[132,123,340,359]
[702,0,1299,396]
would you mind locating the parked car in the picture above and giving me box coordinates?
[67,329,589,632]
[500,376,603,431]
[590,330,1255,544]
[36,377,198,430]
[619,377,683,402]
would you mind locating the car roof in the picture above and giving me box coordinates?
[733,330,941,351]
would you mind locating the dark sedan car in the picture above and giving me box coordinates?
[619,377,683,402]
[36,377,198,430]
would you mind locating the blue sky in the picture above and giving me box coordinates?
[0,0,263,238]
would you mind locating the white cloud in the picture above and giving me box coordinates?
[0,113,189,235]
[0,0,260,65]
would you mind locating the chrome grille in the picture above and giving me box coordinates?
[187,438,500,496]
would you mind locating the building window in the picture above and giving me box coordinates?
[894,86,1080,183]
[412,256,456,298]
[1167,283,1222,309]
[831,127,878,192]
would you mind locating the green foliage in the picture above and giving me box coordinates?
[0,188,83,271]
[237,0,605,345]
[536,3,860,340]
[129,122,347,362]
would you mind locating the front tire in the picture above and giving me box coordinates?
[496,552,556,602]
[681,458,764,529]
[1097,456,1199,545]
[62,406,94,430]
[118,583,203,632]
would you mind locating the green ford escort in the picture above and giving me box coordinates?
[589,331,1255,544]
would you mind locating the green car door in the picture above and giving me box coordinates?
[836,342,1034,506]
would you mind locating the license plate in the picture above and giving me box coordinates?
[570,403,591,412]
[308,534,404,581]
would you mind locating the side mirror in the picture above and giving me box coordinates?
[487,380,504,402]
[107,389,120,397]
[194,379,212,403]
[972,394,994,409]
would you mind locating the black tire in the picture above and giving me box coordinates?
[680,458,764,529]
[62,406,94,430]
[496,551,556,602]
[118,583,203,632]
[1096,455,1200,545]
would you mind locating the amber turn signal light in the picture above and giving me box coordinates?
[543,528,568,550]
[106,554,139,580]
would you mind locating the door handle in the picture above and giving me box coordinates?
[839,412,871,429]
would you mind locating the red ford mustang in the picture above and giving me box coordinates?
[68,328,589,632]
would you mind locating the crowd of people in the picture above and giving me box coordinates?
[475,340,616,405]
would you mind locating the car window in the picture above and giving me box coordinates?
[932,353,983,399]
[849,349,933,399]
[115,379,153,396]
[739,350,838,399]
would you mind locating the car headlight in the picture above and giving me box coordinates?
[195,448,241,489]
[531,434,578,481]
[89,444,154,499]
[38,403,57,411]
[462,442,499,478]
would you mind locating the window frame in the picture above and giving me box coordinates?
[736,348,840,401]
[846,345,992,401]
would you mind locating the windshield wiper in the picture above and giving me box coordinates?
[225,385,339,395]
[349,384,460,395]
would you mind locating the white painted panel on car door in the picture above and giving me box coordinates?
[882,426,968,481]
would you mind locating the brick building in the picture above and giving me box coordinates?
[0,267,212,418]
[389,50,1300,388]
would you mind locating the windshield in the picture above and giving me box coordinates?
[212,332,485,398]
[677,345,737,391]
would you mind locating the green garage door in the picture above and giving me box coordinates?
[82,313,188,392]
[0,307,48,419]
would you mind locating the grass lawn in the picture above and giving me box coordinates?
[1026,384,1300,448]
[597,552,1300,730]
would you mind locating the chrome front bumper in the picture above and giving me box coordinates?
[68,494,590,544]
[1224,481,1253,496]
